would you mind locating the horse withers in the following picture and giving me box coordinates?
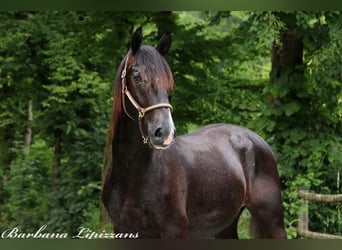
[102,27,287,239]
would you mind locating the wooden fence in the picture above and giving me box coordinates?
[297,188,342,239]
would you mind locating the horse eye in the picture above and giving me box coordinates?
[133,74,141,83]
[131,69,142,85]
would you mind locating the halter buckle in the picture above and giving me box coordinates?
[121,68,126,79]
[142,136,148,144]
[121,56,129,79]
[138,109,145,118]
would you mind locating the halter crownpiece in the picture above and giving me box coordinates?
[120,55,173,144]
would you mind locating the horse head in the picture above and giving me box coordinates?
[121,27,175,150]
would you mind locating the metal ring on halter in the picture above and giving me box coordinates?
[139,109,145,118]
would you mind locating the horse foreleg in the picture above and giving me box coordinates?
[214,222,238,239]
[159,214,189,239]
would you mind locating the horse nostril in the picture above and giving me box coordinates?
[155,127,163,139]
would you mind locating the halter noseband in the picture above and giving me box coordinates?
[120,56,173,144]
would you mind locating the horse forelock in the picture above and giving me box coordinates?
[133,45,174,92]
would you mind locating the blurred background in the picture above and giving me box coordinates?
[0,11,341,238]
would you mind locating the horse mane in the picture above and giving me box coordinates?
[102,56,126,184]
[109,56,125,143]
[109,45,174,144]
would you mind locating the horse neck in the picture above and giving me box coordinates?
[111,113,152,179]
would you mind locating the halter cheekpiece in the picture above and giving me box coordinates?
[120,55,173,144]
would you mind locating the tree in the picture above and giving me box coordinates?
[251,11,342,237]
[0,11,341,238]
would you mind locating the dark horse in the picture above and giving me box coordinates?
[102,27,287,239]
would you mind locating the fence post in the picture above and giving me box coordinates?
[297,188,342,239]
[298,187,309,238]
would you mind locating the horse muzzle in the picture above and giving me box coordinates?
[149,127,175,150]
[147,111,175,150]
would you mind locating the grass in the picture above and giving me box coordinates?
[237,209,252,239]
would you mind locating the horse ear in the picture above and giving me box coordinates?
[156,32,172,56]
[131,27,142,55]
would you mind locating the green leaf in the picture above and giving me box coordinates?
[284,101,301,117]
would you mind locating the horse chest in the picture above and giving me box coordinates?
[119,198,147,228]
[109,185,161,231]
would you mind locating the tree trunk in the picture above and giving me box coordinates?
[269,30,304,105]
[23,100,33,157]
[52,128,62,192]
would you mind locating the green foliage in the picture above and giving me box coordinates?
[0,11,112,235]
[0,11,341,239]
[1,137,52,232]
[251,11,342,238]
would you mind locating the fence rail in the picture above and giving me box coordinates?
[297,188,342,239]
[298,190,342,203]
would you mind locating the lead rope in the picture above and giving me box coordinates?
[120,55,173,144]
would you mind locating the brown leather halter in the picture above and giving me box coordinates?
[121,56,173,144]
